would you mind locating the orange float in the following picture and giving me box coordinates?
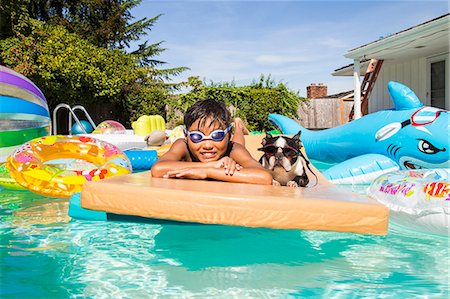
[77,135,389,235]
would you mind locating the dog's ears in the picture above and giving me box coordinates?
[292,130,302,141]
[292,130,304,148]
[261,132,272,146]
[265,131,273,139]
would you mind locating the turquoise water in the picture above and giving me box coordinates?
[1,187,449,298]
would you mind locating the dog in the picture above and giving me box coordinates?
[258,131,310,187]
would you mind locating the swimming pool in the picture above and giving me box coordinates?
[1,187,449,298]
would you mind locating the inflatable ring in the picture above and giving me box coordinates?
[6,135,132,198]
[369,169,450,236]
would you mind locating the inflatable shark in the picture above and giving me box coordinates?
[269,81,449,184]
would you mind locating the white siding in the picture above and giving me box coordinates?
[369,58,428,113]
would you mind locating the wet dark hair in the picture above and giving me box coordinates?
[184,99,231,129]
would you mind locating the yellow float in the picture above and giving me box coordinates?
[6,135,132,198]
[131,115,166,136]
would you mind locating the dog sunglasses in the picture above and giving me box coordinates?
[259,144,300,157]
[184,124,233,143]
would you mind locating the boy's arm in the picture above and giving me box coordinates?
[206,167,272,184]
[230,143,267,170]
[151,139,215,177]
[163,144,271,184]
[152,140,272,185]
[163,166,272,185]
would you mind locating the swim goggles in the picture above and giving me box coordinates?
[375,106,447,141]
[184,124,233,143]
[259,144,299,157]
[409,106,446,126]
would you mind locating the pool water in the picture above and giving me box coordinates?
[1,187,449,298]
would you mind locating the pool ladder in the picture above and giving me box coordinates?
[52,104,97,135]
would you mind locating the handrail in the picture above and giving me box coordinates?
[52,103,94,135]
[69,105,97,134]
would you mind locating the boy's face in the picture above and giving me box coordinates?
[186,117,230,162]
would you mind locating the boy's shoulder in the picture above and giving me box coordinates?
[173,138,187,146]
[168,138,189,153]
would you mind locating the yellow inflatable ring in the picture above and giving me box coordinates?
[6,135,132,198]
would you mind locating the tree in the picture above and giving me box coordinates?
[173,75,305,131]
[0,20,186,126]
[0,0,187,128]
[1,0,167,67]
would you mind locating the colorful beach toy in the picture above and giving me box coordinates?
[0,66,51,162]
[6,135,132,198]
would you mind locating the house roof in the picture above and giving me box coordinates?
[333,13,449,76]
[311,90,354,100]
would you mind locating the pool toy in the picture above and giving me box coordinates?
[124,149,158,170]
[369,169,449,236]
[69,135,389,235]
[71,120,94,134]
[92,120,126,134]
[6,135,132,198]
[0,66,51,162]
[145,130,168,146]
[269,81,449,184]
[132,115,166,136]
[0,163,26,190]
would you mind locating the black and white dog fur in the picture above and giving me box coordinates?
[258,131,309,187]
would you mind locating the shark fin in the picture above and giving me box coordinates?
[388,81,423,110]
[268,114,308,135]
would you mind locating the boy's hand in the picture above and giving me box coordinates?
[214,157,242,175]
[164,167,208,180]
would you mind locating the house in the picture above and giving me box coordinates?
[333,13,449,118]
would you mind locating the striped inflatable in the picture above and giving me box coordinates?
[0,66,51,162]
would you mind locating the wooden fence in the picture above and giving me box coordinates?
[296,98,354,129]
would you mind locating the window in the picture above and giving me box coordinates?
[430,60,446,109]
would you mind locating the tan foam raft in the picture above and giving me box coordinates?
[80,135,389,235]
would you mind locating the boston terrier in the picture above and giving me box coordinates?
[258,131,310,187]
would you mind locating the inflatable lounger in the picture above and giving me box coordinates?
[76,135,389,235]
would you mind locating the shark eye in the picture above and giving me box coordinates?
[417,139,443,154]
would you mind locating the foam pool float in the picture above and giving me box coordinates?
[69,135,389,235]
[0,66,51,162]
[369,169,449,236]
[6,135,132,198]
[269,82,449,184]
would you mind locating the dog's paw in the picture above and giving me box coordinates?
[272,179,281,186]
[287,181,299,188]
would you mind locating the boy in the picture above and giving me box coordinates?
[151,99,272,185]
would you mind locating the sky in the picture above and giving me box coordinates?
[130,0,449,97]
